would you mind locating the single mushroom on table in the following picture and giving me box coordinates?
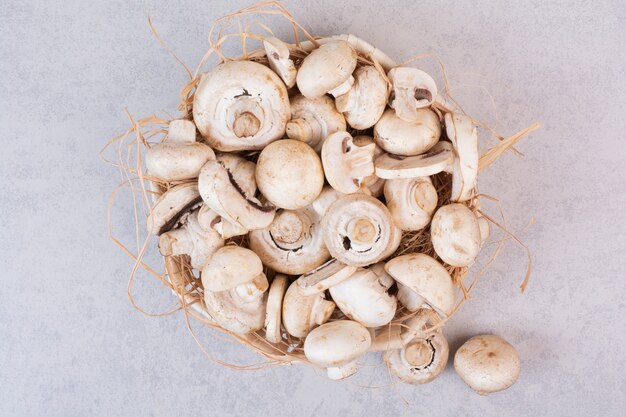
[445,112,479,202]
[430,203,481,267]
[255,139,324,210]
[193,60,290,151]
[282,280,335,338]
[454,334,521,395]
[384,176,438,231]
[264,274,289,344]
[335,65,388,130]
[146,183,203,236]
[321,131,376,194]
[374,108,441,156]
[304,320,372,380]
[375,141,454,180]
[387,67,438,122]
[296,40,357,99]
[263,37,296,88]
[353,136,385,197]
[286,95,346,152]
[322,194,401,267]
[145,119,216,181]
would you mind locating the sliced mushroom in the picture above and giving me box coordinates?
[282,280,335,338]
[387,67,437,122]
[375,141,454,179]
[322,194,401,267]
[255,139,324,210]
[430,203,481,267]
[158,210,224,270]
[328,267,397,327]
[335,65,388,129]
[374,108,441,156]
[193,60,290,151]
[146,183,202,235]
[264,274,289,344]
[445,113,479,202]
[196,204,248,239]
[321,131,375,194]
[384,177,438,231]
[198,157,275,230]
[263,37,296,88]
[296,258,357,296]
[286,95,346,152]
[304,320,371,380]
[353,136,385,197]
[385,253,455,316]
[454,335,521,395]
[296,40,357,98]
[248,207,330,275]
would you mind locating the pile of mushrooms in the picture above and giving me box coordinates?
[144,35,520,392]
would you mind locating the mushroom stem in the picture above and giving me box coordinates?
[158,228,193,256]
[326,361,359,380]
[311,297,335,325]
[285,118,321,145]
[397,284,425,312]
[233,273,269,302]
[369,325,403,352]
[328,75,355,97]
[233,112,261,138]
[269,210,312,250]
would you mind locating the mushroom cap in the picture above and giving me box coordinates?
[374,108,441,156]
[203,287,267,334]
[255,139,324,210]
[264,274,289,344]
[202,246,265,292]
[353,136,385,197]
[384,253,455,316]
[322,194,401,267]
[387,67,438,122]
[263,37,296,88]
[321,131,375,194]
[329,268,397,327]
[296,258,357,295]
[430,203,481,267]
[146,183,202,235]
[445,113,479,202]
[375,141,454,179]
[286,95,346,152]
[216,153,257,197]
[384,176,438,231]
[193,60,290,151]
[282,280,335,338]
[248,207,330,275]
[167,119,197,143]
[304,320,371,368]
[145,139,215,182]
[454,335,521,395]
[336,65,388,130]
[296,40,357,98]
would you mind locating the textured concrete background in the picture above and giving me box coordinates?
[1,0,625,416]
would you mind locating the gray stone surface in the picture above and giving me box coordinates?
[1,0,625,416]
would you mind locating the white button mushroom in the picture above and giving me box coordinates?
[387,67,438,122]
[146,183,203,235]
[196,204,248,239]
[296,40,357,99]
[304,320,371,380]
[296,258,357,296]
[335,65,388,130]
[430,203,481,267]
[445,113,479,202]
[264,274,289,344]
[454,335,521,395]
[193,60,290,151]
[477,214,490,245]
[202,246,267,293]
[384,253,455,316]
[321,131,376,194]
[353,136,385,197]
[374,141,454,179]
[282,280,335,338]
[322,194,401,267]
[286,95,346,152]
[145,119,216,181]
[248,207,330,275]
[255,139,324,210]
[374,108,441,156]
[263,37,297,88]
[328,267,397,327]
[309,186,345,218]
[384,176,438,231]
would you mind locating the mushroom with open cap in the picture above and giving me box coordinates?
[385,253,455,316]
[158,210,224,270]
[454,334,521,395]
[375,141,454,179]
[198,155,275,231]
[282,279,335,338]
[264,274,289,344]
[445,112,479,202]
[145,119,216,181]
[296,258,357,296]
[193,60,290,151]
[296,40,357,99]
[384,176,438,231]
[430,203,481,267]
[322,194,401,267]
[335,65,388,130]
[248,206,330,275]
[328,267,397,327]
[146,183,203,235]
[387,67,438,122]
[304,320,371,380]
[255,139,324,210]
[374,108,441,156]
[353,136,385,197]
[321,131,376,194]
[263,37,296,88]
[286,95,346,152]
[197,204,248,239]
